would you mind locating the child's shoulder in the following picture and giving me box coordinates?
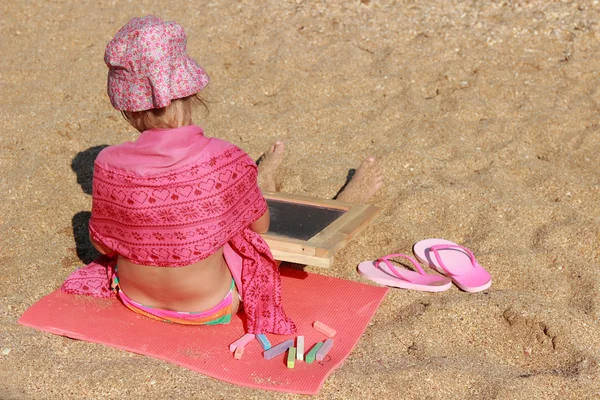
[203,136,239,153]
[203,137,257,166]
[93,140,137,169]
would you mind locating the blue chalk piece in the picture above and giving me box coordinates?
[263,339,294,360]
[256,334,271,350]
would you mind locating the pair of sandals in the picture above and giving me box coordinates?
[358,239,492,293]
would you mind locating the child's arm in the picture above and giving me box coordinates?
[249,208,270,234]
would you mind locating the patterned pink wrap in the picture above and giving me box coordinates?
[62,125,296,335]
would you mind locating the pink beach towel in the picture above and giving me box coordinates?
[19,268,388,395]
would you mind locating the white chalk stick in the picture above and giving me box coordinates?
[296,336,304,361]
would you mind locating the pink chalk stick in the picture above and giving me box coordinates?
[234,346,244,360]
[229,333,255,352]
[316,338,334,361]
[313,321,336,337]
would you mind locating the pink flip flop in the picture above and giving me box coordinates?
[412,239,492,293]
[358,253,452,292]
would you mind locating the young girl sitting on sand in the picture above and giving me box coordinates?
[62,16,382,334]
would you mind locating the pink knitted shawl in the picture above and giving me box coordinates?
[62,125,296,335]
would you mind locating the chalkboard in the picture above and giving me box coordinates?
[267,199,346,241]
[260,191,380,268]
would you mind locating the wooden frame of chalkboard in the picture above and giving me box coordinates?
[260,191,380,267]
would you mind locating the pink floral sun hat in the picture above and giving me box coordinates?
[105,16,209,112]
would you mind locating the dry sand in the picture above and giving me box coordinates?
[2,1,600,399]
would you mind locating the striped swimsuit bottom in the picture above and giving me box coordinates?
[113,274,234,325]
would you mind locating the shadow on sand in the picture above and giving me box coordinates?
[71,145,109,263]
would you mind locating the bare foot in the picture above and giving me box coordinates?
[257,141,285,192]
[336,157,383,203]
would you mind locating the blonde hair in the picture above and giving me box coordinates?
[122,94,208,132]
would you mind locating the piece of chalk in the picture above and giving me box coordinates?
[287,347,296,368]
[296,336,304,361]
[305,341,323,364]
[229,333,255,352]
[256,334,271,350]
[313,320,336,337]
[316,338,334,361]
[263,339,294,360]
[234,346,244,360]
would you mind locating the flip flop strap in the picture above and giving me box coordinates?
[377,253,426,278]
[429,244,479,274]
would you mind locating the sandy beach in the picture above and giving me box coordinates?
[2,1,600,398]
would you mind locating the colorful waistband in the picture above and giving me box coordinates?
[114,275,234,326]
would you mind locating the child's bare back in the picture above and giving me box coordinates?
[117,249,235,312]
